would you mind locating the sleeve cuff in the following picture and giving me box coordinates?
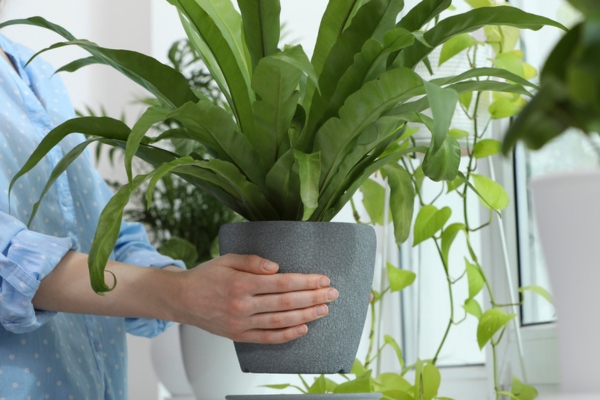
[0,230,76,333]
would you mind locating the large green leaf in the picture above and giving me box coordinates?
[394,6,567,69]
[251,51,303,166]
[424,81,458,153]
[237,0,280,71]
[166,101,267,191]
[30,39,197,109]
[124,107,170,184]
[383,163,415,245]
[195,0,250,75]
[305,0,363,109]
[360,178,385,225]
[471,173,509,210]
[171,0,255,134]
[439,33,479,66]
[422,135,461,182]
[387,262,416,292]
[305,0,405,135]
[294,151,321,221]
[314,68,424,192]
[397,0,451,32]
[441,223,465,266]
[9,117,130,200]
[265,150,302,220]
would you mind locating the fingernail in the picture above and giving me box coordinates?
[263,261,278,272]
[316,304,328,316]
[327,288,339,301]
[296,325,307,336]
[319,277,330,287]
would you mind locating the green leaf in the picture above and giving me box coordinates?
[270,45,319,90]
[471,173,509,210]
[460,92,473,109]
[491,50,525,78]
[423,81,459,154]
[360,179,386,225]
[477,309,516,349]
[265,150,301,220]
[446,175,464,193]
[294,151,321,221]
[158,237,199,269]
[173,0,255,133]
[465,0,494,7]
[384,163,415,244]
[441,223,465,266]
[422,135,461,182]
[466,259,485,299]
[519,285,554,306]
[27,138,104,225]
[397,0,451,32]
[334,370,373,393]
[421,364,441,400]
[305,0,405,134]
[374,373,411,393]
[511,376,539,400]
[252,52,303,166]
[384,335,405,369]
[387,263,416,292]
[237,0,281,71]
[125,107,170,184]
[166,101,267,192]
[9,117,130,202]
[351,359,368,376]
[448,129,469,140]
[489,96,522,120]
[472,139,502,158]
[463,298,483,319]
[413,205,452,246]
[314,67,424,193]
[308,375,328,394]
[56,56,102,73]
[439,33,478,66]
[395,6,567,69]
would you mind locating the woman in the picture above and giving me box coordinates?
[0,16,338,400]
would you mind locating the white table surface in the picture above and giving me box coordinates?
[538,394,600,399]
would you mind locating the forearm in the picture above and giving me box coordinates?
[32,251,182,322]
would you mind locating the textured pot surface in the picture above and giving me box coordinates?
[532,170,600,393]
[219,221,377,374]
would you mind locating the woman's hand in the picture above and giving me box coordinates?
[168,254,339,344]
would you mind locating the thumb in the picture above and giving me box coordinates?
[219,253,280,275]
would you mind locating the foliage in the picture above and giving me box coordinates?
[503,0,599,153]
[266,0,558,398]
[0,0,563,397]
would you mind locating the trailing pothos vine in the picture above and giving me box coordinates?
[268,1,554,399]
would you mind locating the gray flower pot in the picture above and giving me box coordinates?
[219,221,377,374]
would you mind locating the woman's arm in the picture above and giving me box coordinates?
[32,251,338,344]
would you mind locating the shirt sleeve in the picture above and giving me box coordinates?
[112,219,187,338]
[0,212,76,334]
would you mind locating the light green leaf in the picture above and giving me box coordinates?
[511,375,539,400]
[360,179,386,225]
[464,298,483,319]
[491,50,526,78]
[413,205,452,246]
[489,96,522,119]
[477,309,516,349]
[460,92,473,109]
[351,358,367,376]
[294,151,321,221]
[471,173,509,210]
[387,263,416,292]
[466,259,485,299]
[422,135,461,182]
[473,139,502,158]
[384,163,415,245]
[448,128,469,140]
[333,370,373,393]
[308,375,328,394]
[441,223,465,266]
[439,33,478,66]
[384,335,405,369]
[423,81,459,154]
[446,175,464,193]
[421,364,441,400]
[465,0,494,8]
[374,373,411,393]
[519,285,554,306]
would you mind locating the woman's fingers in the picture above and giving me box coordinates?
[251,287,339,315]
[247,304,329,333]
[237,324,310,344]
[248,272,332,295]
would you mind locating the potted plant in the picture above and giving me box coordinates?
[502,0,600,394]
[2,0,563,379]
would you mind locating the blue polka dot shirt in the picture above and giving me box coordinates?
[0,33,185,399]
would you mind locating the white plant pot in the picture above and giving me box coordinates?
[151,323,194,398]
[180,324,287,399]
[531,170,600,393]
